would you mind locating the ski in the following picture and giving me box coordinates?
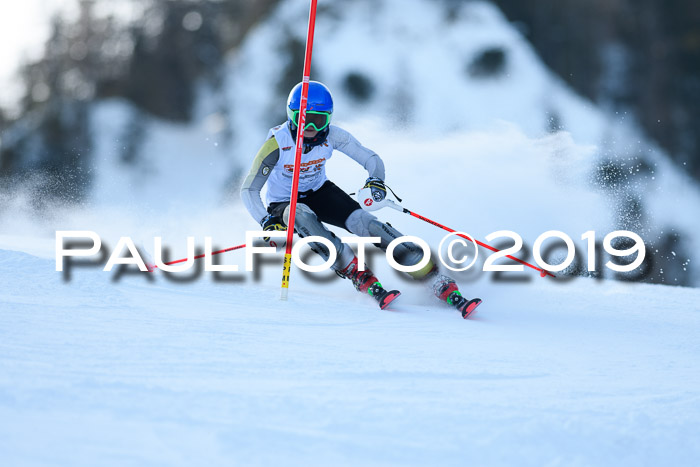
[448,292,482,319]
[369,283,401,310]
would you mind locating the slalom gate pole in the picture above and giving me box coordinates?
[280,0,319,301]
[149,243,246,271]
[393,205,555,278]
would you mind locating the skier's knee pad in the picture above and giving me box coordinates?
[283,203,354,270]
[345,209,377,237]
[368,219,435,279]
[282,203,315,229]
[282,203,326,237]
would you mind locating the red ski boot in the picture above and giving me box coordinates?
[430,272,482,319]
[338,257,401,310]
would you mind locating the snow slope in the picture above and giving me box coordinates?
[1,248,700,466]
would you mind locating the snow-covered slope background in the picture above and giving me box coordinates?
[1,0,699,465]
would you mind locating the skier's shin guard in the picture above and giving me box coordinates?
[366,218,435,280]
[283,203,355,272]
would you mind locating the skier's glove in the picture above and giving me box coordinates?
[363,177,387,203]
[261,214,286,243]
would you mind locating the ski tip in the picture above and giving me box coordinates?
[379,290,401,310]
[461,298,482,319]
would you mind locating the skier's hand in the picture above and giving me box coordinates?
[363,177,386,202]
[261,214,286,243]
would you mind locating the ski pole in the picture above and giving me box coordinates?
[383,200,555,278]
[148,243,246,271]
[280,0,319,301]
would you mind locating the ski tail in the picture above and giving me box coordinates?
[369,283,401,310]
[460,298,482,319]
[448,292,482,319]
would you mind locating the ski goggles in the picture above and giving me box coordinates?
[289,109,331,131]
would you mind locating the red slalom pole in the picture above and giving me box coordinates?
[280,0,318,301]
[149,243,246,271]
[400,207,555,278]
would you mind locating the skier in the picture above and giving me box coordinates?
[240,81,481,317]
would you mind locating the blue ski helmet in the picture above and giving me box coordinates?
[287,81,333,147]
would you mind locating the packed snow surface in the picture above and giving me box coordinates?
[1,247,700,466]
